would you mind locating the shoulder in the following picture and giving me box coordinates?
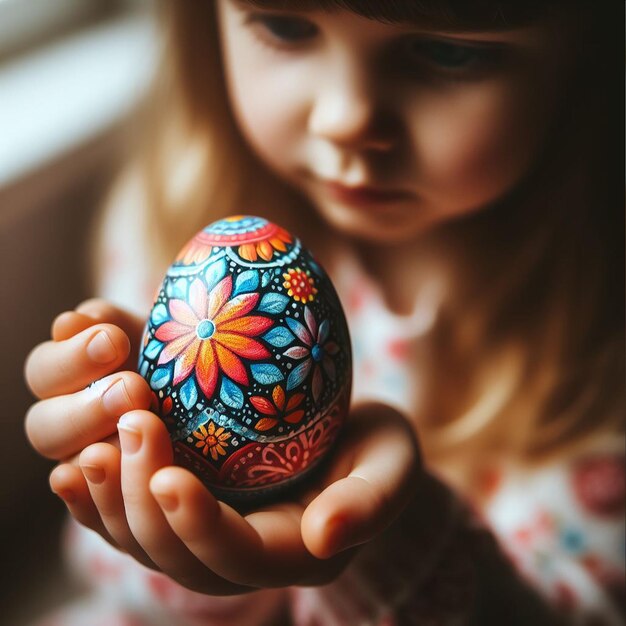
[91,165,157,315]
[96,164,148,250]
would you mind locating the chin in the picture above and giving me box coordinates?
[316,200,435,244]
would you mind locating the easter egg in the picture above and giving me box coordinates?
[138,215,352,504]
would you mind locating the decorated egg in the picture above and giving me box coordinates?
[138,215,352,504]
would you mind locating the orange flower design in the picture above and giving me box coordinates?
[176,230,215,265]
[155,276,273,399]
[250,385,305,431]
[193,420,231,460]
[175,217,293,265]
[237,227,292,262]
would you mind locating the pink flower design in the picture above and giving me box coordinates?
[284,306,339,403]
[155,276,273,399]
[572,455,625,518]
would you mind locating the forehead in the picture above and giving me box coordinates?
[235,0,560,32]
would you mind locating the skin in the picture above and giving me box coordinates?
[25,301,420,593]
[218,0,568,243]
[218,0,571,312]
[24,1,574,597]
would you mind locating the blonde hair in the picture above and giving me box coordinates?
[95,1,623,497]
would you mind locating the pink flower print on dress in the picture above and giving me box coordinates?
[571,454,625,518]
[155,276,273,399]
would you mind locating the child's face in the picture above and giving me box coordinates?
[217,0,570,242]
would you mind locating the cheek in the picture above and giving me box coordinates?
[221,44,305,173]
[411,81,545,211]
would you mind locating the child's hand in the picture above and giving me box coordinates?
[25,300,421,594]
[24,299,152,461]
[45,402,421,596]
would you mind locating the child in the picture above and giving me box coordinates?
[25,1,623,624]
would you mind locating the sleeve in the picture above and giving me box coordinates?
[289,450,625,626]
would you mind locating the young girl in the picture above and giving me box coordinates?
[25,1,623,624]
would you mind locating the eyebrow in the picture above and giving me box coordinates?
[231,0,548,32]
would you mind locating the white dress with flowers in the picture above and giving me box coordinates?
[35,195,625,626]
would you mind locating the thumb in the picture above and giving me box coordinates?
[301,403,422,559]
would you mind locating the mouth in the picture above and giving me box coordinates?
[323,180,415,207]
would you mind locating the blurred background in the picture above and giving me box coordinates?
[0,1,157,622]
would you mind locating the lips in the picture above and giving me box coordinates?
[324,180,414,206]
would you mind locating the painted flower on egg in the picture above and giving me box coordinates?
[250,385,306,431]
[176,215,292,265]
[283,267,318,303]
[139,215,352,504]
[283,306,339,404]
[154,276,272,398]
[193,420,232,460]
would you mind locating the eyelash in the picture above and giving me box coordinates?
[245,13,503,77]
[245,14,319,50]
[400,38,503,78]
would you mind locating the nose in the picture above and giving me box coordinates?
[307,72,393,152]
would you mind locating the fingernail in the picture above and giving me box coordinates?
[154,491,178,512]
[56,489,76,504]
[81,464,106,484]
[118,414,142,454]
[102,379,132,416]
[87,331,117,364]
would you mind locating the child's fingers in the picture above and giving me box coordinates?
[79,442,158,571]
[49,463,117,547]
[24,323,131,399]
[150,467,350,588]
[150,467,267,585]
[51,311,100,342]
[25,372,152,460]
[301,403,422,559]
[52,299,145,343]
[118,410,251,594]
[75,298,147,346]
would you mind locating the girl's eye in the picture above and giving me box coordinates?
[403,38,503,75]
[414,41,480,67]
[250,14,319,44]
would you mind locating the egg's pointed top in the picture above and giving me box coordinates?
[175,215,296,267]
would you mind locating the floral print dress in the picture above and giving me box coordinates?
[34,201,624,626]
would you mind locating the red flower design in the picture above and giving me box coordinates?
[155,276,273,399]
[250,385,305,431]
[282,267,317,303]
